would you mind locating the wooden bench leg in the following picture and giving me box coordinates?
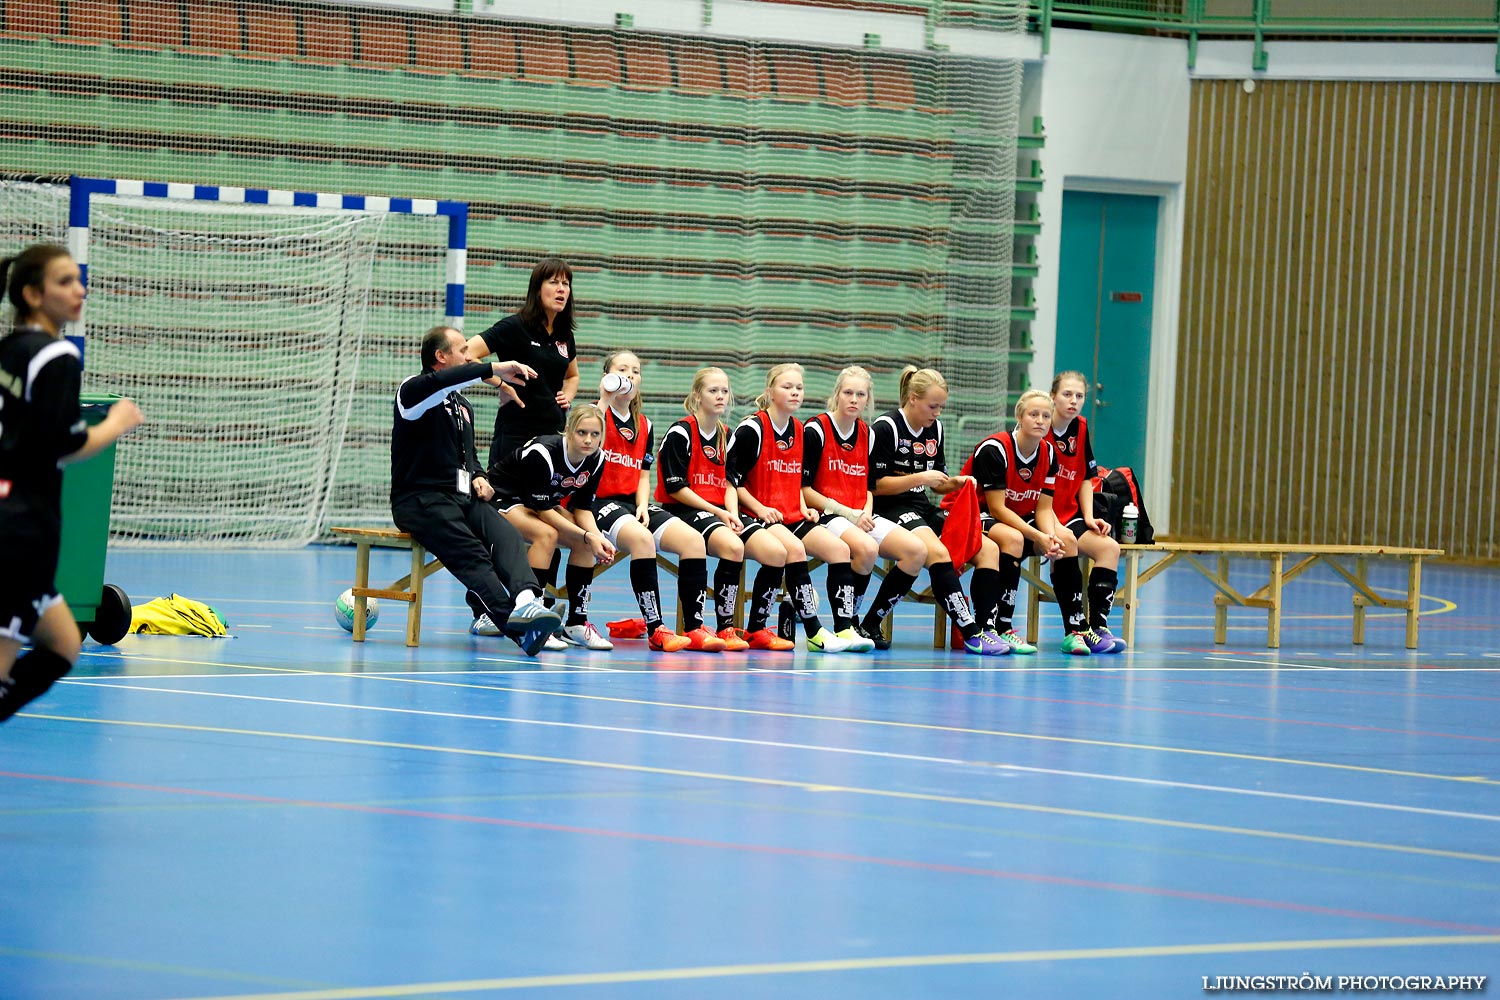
[1026,555,1041,646]
[1267,552,1283,649]
[1121,550,1139,647]
[407,541,425,647]
[352,541,371,643]
[1352,556,1368,645]
[1406,557,1423,649]
[1213,554,1229,645]
[932,603,946,650]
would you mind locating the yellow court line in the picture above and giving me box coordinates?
[23,714,1500,864]
[168,934,1500,1000]
[348,674,1500,787]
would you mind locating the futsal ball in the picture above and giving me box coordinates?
[601,372,634,397]
[334,589,379,633]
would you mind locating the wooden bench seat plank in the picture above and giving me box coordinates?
[1120,542,1442,650]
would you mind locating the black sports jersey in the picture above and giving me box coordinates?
[0,325,89,528]
[724,413,796,487]
[390,362,490,501]
[869,408,945,514]
[491,433,603,511]
[473,312,576,465]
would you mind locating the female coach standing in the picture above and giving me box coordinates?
[0,244,144,722]
[467,258,581,468]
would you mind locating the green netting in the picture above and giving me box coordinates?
[0,1,1025,538]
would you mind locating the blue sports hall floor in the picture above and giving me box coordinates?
[3,546,1498,1000]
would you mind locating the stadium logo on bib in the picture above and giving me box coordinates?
[703,446,719,460]
[1019,467,1033,481]
[618,427,635,442]
[776,438,792,451]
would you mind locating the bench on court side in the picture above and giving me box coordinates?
[1115,542,1444,650]
[330,527,445,647]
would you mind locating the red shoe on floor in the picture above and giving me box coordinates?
[744,628,795,651]
[606,617,647,639]
[681,627,727,652]
[715,627,751,652]
[648,625,692,652]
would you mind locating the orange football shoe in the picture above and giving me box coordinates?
[715,627,751,652]
[648,625,692,652]
[681,627,727,652]
[744,628,795,651]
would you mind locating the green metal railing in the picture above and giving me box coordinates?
[1032,0,1500,71]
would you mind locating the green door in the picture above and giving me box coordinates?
[1055,190,1158,475]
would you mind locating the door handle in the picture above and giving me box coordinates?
[1095,382,1105,393]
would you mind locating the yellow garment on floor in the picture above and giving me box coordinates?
[129,594,230,637]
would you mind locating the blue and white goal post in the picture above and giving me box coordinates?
[66,175,468,360]
[63,175,470,548]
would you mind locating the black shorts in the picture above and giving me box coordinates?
[592,496,677,546]
[661,503,730,541]
[0,519,62,642]
[878,499,946,535]
[737,514,819,542]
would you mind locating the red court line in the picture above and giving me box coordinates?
[791,677,1500,744]
[3,769,1496,936]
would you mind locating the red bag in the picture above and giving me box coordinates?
[939,479,983,570]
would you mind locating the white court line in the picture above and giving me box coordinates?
[65,681,1500,824]
[66,654,1500,681]
[1207,656,1339,670]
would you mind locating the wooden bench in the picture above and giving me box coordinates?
[330,527,445,647]
[1116,542,1445,649]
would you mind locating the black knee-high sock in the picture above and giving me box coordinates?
[995,553,1022,634]
[827,562,855,632]
[0,648,72,723]
[971,567,1001,635]
[747,564,783,633]
[629,558,665,632]
[851,570,872,620]
[714,559,742,631]
[928,560,979,639]
[539,551,562,606]
[1088,566,1119,630]
[861,566,918,633]
[1051,556,1087,634]
[785,560,825,636]
[678,557,708,633]
[564,563,594,626]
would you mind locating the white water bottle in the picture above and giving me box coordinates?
[1121,503,1139,544]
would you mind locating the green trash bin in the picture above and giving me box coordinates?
[57,392,132,644]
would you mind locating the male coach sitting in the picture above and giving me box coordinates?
[391,325,559,655]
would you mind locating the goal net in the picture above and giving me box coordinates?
[68,184,456,547]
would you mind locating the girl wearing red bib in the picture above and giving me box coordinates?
[654,367,761,651]
[1048,371,1124,651]
[726,364,864,653]
[968,390,1110,656]
[587,351,702,652]
[801,366,926,650]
